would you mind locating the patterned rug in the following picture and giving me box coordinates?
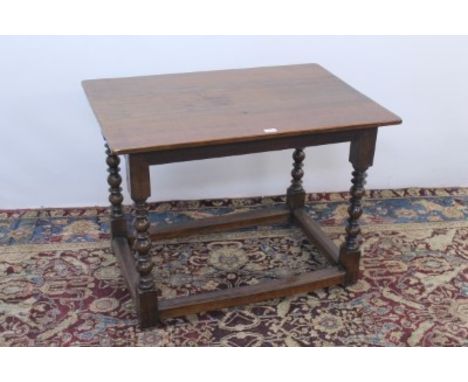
[0,188,467,346]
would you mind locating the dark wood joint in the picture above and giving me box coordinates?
[292,208,339,265]
[126,154,151,200]
[349,128,378,170]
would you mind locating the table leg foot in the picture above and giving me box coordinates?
[137,290,161,328]
[339,129,376,285]
[340,167,367,285]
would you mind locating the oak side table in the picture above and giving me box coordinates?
[82,64,401,328]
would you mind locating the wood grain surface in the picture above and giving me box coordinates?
[83,64,401,154]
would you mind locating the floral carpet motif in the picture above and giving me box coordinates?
[0,188,467,346]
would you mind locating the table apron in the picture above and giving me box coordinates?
[129,127,378,166]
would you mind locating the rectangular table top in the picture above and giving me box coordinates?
[82,63,401,155]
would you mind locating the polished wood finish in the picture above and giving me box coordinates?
[83,64,401,155]
[84,64,402,328]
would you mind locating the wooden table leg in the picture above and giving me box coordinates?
[105,143,127,238]
[286,148,306,210]
[107,131,379,326]
[339,129,377,285]
[127,155,160,328]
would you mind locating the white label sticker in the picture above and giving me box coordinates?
[263,128,278,133]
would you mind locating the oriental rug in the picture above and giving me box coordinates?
[0,188,467,346]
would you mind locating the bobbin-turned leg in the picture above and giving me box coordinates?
[339,129,377,285]
[105,143,127,238]
[286,148,306,210]
[127,154,160,328]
